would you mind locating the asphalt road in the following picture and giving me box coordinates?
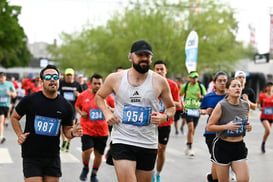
[1,110,273,182]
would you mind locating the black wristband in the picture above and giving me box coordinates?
[71,130,74,138]
[166,114,170,121]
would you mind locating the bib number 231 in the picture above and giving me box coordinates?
[122,105,152,126]
[34,115,62,136]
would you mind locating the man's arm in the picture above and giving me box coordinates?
[63,122,82,139]
[242,93,257,110]
[11,110,29,145]
[248,100,257,110]
[75,106,88,119]
[95,73,120,125]
[172,83,182,109]
[158,77,176,120]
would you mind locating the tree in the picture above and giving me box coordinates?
[0,0,31,68]
[48,0,251,77]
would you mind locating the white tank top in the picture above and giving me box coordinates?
[112,69,160,149]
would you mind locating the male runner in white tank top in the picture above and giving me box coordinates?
[95,40,175,182]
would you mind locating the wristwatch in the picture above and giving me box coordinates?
[166,114,170,121]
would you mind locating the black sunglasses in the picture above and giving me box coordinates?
[44,74,59,80]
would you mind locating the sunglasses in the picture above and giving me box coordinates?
[44,74,59,80]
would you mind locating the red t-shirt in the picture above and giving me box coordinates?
[159,78,180,127]
[259,92,273,120]
[75,89,114,136]
[12,80,19,89]
[31,85,43,93]
[22,78,34,96]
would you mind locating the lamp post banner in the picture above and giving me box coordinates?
[185,30,199,73]
[270,14,273,55]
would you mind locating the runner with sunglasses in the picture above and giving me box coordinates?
[11,64,83,182]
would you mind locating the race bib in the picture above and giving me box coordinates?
[63,92,75,101]
[89,109,105,121]
[122,105,152,126]
[226,118,248,137]
[187,108,200,117]
[34,115,61,136]
[0,96,8,103]
[263,107,273,115]
[159,100,165,112]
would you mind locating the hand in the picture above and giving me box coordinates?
[245,122,252,132]
[199,109,206,115]
[74,91,80,97]
[242,94,249,101]
[226,120,241,132]
[106,114,120,126]
[150,112,166,125]
[17,132,30,145]
[196,93,203,99]
[81,111,88,119]
[71,123,83,137]
[206,108,213,115]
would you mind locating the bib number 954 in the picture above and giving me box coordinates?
[122,105,152,126]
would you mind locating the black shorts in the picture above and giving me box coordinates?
[110,143,157,171]
[0,106,9,117]
[261,118,273,123]
[174,110,183,122]
[211,137,248,166]
[185,113,200,127]
[205,134,216,155]
[11,97,17,104]
[81,135,108,154]
[158,126,171,145]
[181,111,187,119]
[23,156,61,178]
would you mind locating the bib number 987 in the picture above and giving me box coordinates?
[34,115,61,136]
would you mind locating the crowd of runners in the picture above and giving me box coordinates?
[1,40,272,182]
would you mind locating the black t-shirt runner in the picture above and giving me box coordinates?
[58,80,82,106]
[242,87,256,103]
[15,91,74,158]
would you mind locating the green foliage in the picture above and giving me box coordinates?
[48,0,251,77]
[0,0,31,68]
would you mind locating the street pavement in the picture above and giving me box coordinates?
[1,110,273,182]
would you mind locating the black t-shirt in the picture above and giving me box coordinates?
[58,80,83,106]
[242,87,256,103]
[15,91,74,158]
[81,83,89,91]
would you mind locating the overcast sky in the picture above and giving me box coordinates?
[8,0,273,53]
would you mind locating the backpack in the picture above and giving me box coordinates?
[184,81,204,100]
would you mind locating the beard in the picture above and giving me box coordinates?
[133,61,150,74]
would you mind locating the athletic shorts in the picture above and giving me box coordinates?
[174,110,183,122]
[211,137,248,166]
[181,111,187,119]
[204,134,216,155]
[81,135,108,154]
[158,126,171,145]
[110,143,157,171]
[185,114,200,127]
[23,156,61,178]
[11,97,17,104]
[260,118,273,123]
[0,106,9,118]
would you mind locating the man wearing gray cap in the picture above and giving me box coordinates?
[235,71,257,110]
[95,40,175,182]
